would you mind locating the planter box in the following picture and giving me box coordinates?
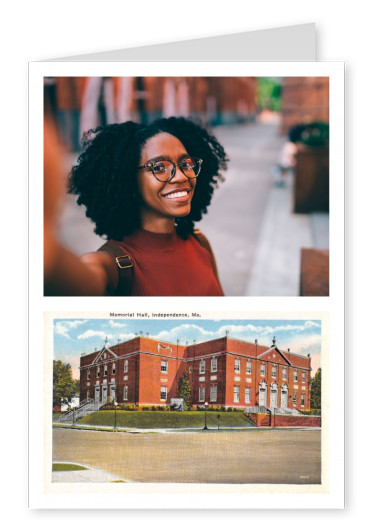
[300,248,329,296]
[294,143,329,213]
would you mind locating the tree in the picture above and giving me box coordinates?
[310,368,321,410]
[257,77,282,112]
[53,360,76,407]
[178,372,191,409]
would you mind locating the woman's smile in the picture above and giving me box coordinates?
[162,187,192,200]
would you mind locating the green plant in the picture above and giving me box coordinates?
[300,122,329,147]
[178,372,191,409]
[310,368,322,410]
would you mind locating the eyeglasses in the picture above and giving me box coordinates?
[138,156,203,182]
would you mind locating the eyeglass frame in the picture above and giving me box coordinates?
[137,156,203,182]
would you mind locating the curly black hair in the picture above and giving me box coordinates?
[68,116,228,240]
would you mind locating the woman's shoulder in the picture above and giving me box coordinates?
[191,228,213,254]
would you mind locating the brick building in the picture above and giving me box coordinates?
[280,77,329,135]
[80,335,312,411]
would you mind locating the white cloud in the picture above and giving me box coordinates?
[54,320,88,339]
[78,330,113,340]
[108,320,128,329]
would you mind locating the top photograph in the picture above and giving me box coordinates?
[44,75,329,297]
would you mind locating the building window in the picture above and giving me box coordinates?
[272,366,277,378]
[161,360,168,373]
[124,360,128,373]
[210,386,217,402]
[234,386,240,403]
[294,370,298,382]
[112,363,116,375]
[234,359,240,373]
[199,387,205,402]
[199,360,206,374]
[87,369,91,380]
[211,357,217,372]
[246,360,252,374]
[245,387,251,404]
[301,394,305,408]
[160,386,167,401]
[302,372,306,383]
[293,393,297,406]
[97,366,100,377]
[282,367,287,380]
[260,364,265,377]
[124,386,128,401]
[104,365,108,376]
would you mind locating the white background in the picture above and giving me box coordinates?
[2,0,371,527]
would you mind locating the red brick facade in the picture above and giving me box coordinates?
[80,336,312,410]
[280,77,330,135]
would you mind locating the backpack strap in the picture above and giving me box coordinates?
[97,240,133,296]
[193,229,223,294]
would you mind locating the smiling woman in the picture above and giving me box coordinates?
[44,117,228,296]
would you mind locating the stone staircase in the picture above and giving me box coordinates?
[244,406,302,416]
[54,398,107,424]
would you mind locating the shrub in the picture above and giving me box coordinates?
[300,409,321,416]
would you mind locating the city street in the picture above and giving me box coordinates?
[53,427,321,484]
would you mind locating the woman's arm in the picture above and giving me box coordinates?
[44,117,118,296]
[44,231,118,295]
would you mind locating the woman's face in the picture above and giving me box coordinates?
[137,132,196,230]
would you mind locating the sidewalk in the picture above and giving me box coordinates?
[52,462,130,483]
[53,422,320,433]
[245,173,329,296]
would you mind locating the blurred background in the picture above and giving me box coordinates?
[44,76,329,296]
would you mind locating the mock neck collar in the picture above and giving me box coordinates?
[122,228,178,252]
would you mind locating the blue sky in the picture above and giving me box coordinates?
[53,318,322,379]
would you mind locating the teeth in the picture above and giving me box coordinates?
[165,191,188,199]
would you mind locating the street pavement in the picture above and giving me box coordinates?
[59,120,329,296]
[52,426,321,484]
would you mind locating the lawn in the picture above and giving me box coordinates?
[76,410,252,429]
[52,463,88,471]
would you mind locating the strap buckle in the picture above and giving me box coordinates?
[115,255,133,269]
